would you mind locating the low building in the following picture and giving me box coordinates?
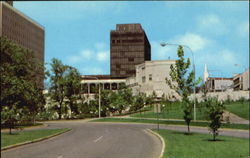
[126,60,179,100]
[205,77,233,92]
[233,68,249,91]
[81,75,126,93]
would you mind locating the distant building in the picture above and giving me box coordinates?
[126,60,179,100]
[233,68,249,91]
[0,1,45,88]
[205,77,233,92]
[110,24,151,78]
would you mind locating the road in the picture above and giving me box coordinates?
[2,120,249,158]
[1,121,162,158]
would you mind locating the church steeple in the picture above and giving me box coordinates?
[203,64,209,83]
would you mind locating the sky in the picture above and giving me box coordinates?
[14,1,249,79]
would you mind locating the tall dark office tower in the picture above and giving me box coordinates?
[110,24,151,78]
[0,1,45,88]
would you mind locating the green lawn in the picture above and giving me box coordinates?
[92,118,249,130]
[156,129,249,158]
[131,102,208,120]
[132,101,249,121]
[225,101,249,120]
[1,128,70,148]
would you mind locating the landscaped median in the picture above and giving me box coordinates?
[92,117,249,130]
[1,128,71,150]
[155,129,249,158]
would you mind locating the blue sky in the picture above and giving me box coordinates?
[14,1,249,79]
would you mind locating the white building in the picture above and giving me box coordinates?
[126,60,180,100]
[205,77,234,92]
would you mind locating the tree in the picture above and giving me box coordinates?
[204,97,225,141]
[166,46,200,134]
[48,58,69,119]
[1,37,46,131]
[109,85,133,114]
[64,67,81,116]
[130,93,145,113]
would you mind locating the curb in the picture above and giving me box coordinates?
[1,128,71,151]
[145,129,165,158]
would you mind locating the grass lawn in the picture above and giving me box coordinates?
[132,101,249,121]
[1,128,70,148]
[93,118,249,130]
[156,129,249,158]
[131,102,208,120]
[225,101,249,120]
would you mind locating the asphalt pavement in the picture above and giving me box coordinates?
[1,121,162,158]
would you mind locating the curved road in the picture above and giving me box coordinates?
[1,121,162,158]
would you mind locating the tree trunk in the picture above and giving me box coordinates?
[9,127,12,134]
[187,123,190,134]
[213,129,216,141]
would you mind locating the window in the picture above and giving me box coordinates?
[128,57,134,62]
[149,74,152,81]
[142,76,146,83]
[116,64,121,68]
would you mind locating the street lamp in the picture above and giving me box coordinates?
[82,76,101,118]
[160,42,197,121]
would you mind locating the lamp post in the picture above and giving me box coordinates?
[160,42,197,121]
[82,76,101,118]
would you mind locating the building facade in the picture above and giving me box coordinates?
[205,77,233,92]
[126,60,180,100]
[110,24,151,78]
[0,1,45,88]
[233,68,249,91]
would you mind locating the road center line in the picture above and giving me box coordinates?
[93,136,103,143]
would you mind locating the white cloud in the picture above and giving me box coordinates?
[196,49,238,68]
[151,33,212,61]
[196,14,229,35]
[67,43,109,64]
[173,33,211,52]
[97,51,109,62]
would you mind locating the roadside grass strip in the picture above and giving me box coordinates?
[92,118,249,130]
[225,102,249,120]
[155,129,249,158]
[1,128,71,149]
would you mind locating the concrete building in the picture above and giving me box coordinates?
[126,60,179,100]
[0,1,45,88]
[110,24,151,78]
[233,68,249,91]
[81,75,126,101]
[205,77,233,92]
